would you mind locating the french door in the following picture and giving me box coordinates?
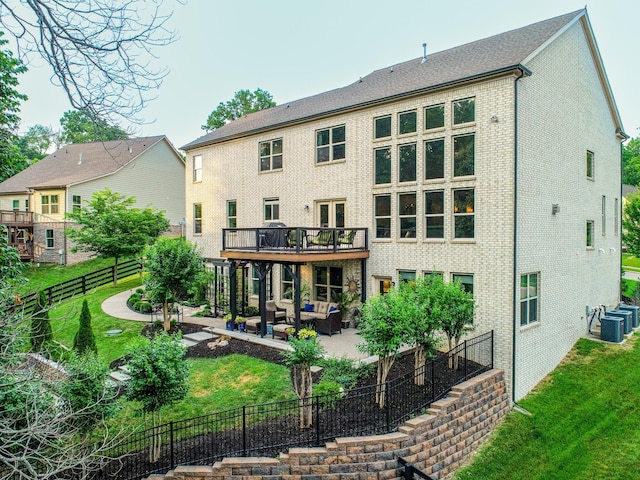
[316,200,345,228]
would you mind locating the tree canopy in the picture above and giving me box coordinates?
[59,110,129,144]
[202,88,276,132]
[15,124,53,161]
[623,192,640,256]
[623,137,640,186]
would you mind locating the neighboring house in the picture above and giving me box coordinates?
[622,184,638,207]
[181,9,626,401]
[0,136,185,264]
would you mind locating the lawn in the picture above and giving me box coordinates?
[453,334,640,480]
[20,256,118,293]
[622,253,640,271]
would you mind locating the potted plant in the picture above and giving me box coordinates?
[223,313,234,331]
[297,327,317,341]
[235,315,246,333]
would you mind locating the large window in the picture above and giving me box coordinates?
[251,264,260,296]
[453,134,474,177]
[453,98,475,124]
[520,273,538,326]
[398,143,417,182]
[281,266,294,300]
[259,139,283,172]
[264,198,280,221]
[398,192,417,238]
[193,203,202,234]
[316,125,345,163]
[424,190,444,238]
[193,155,202,182]
[374,115,391,139]
[72,195,82,213]
[586,150,594,179]
[398,271,416,284]
[425,138,444,180]
[398,110,417,135]
[586,220,594,248]
[425,104,445,130]
[41,195,59,215]
[45,229,54,249]
[374,147,391,184]
[452,273,474,294]
[453,189,474,239]
[227,200,237,228]
[374,195,391,238]
[314,266,343,302]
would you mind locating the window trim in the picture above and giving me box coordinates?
[12,199,19,211]
[263,198,280,222]
[398,109,418,136]
[453,133,475,177]
[453,188,475,239]
[398,192,417,239]
[520,272,539,327]
[45,229,55,249]
[72,195,82,213]
[41,194,59,215]
[586,220,594,248]
[193,155,203,182]
[259,138,283,172]
[227,200,237,228]
[424,103,445,131]
[313,265,343,302]
[425,138,445,180]
[586,150,594,180]
[424,190,444,239]
[193,203,202,235]
[452,97,475,125]
[374,194,392,239]
[316,125,346,164]
[281,265,294,300]
[452,272,474,295]
[374,146,392,185]
[374,115,392,140]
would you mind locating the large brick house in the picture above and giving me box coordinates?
[181,9,625,400]
[0,136,185,264]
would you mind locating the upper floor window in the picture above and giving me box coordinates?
[424,190,444,238]
[398,110,417,135]
[12,199,18,211]
[520,273,538,326]
[193,155,202,182]
[374,115,392,139]
[374,194,391,239]
[227,200,237,228]
[452,273,474,294]
[72,195,82,213]
[425,104,445,130]
[453,98,475,125]
[194,203,202,234]
[453,189,474,239]
[374,147,391,184]
[398,192,417,239]
[586,150,594,179]
[264,198,279,221]
[398,143,417,183]
[453,134,474,177]
[316,125,345,163]
[259,139,283,172]
[586,220,594,248]
[41,195,59,215]
[25,199,29,211]
[425,139,445,180]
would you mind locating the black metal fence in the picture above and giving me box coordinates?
[96,331,494,480]
[18,259,140,313]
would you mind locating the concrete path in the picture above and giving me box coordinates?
[623,269,640,281]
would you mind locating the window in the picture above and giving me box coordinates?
[453,134,474,177]
[193,155,202,182]
[425,104,445,130]
[12,199,18,211]
[520,273,538,326]
[25,199,28,211]
[264,198,279,221]
[374,147,391,184]
[452,273,474,294]
[374,115,391,139]
[316,125,345,163]
[424,190,444,238]
[398,110,417,135]
[423,271,443,279]
[251,264,260,296]
[194,203,202,234]
[398,143,416,182]
[425,139,444,180]
[72,195,82,213]
[586,151,594,179]
[586,220,594,248]
[227,200,237,228]
[453,189,474,239]
[314,266,343,302]
[281,266,294,300]
[374,195,391,238]
[259,139,283,172]
[41,195,59,214]
[377,277,393,295]
[45,229,54,249]
[601,196,606,235]
[614,198,619,235]
[453,98,475,124]
[398,271,416,284]
[399,192,416,238]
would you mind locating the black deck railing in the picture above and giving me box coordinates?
[96,331,493,480]
[222,227,368,254]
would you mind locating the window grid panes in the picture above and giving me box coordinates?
[194,203,202,234]
[374,195,391,238]
[453,98,475,124]
[264,198,280,221]
[586,220,594,248]
[227,201,237,228]
[452,273,474,295]
[314,266,343,302]
[587,151,594,179]
[425,190,444,238]
[281,266,294,300]
[374,147,391,184]
[72,195,82,213]
[425,104,445,130]
[12,199,18,211]
[45,229,54,248]
[374,115,392,139]
[425,138,445,180]
[520,273,538,326]
[259,139,283,172]
[316,125,346,163]
[453,189,474,239]
[398,143,417,182]
[453,134,474,177]
[399,192,417,238]
[251,265,260,295]
[41,195,59,215]
[193,155,202,182]
[398,110,417,135]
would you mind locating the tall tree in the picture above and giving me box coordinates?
[435,279,475,369]
[59,110,129,144]
[623,137,640,186]
[623,193,640,256]
[65,188,169,286]
[30,290,53,352]
[16,124,53,161]
[202,88,276,132]
[0,0,178,124]
[73,299,97,356]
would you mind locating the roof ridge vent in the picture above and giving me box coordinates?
[421,42,427,64]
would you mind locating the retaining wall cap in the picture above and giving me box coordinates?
[335,432,407,446]
[220,457,281,466]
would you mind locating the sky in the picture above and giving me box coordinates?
[13,0,640,150]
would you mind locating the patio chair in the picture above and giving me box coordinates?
[265,300,286,324]
[307,229,335,247]
[337,229,356,246]
[314,310,342,336]
[286,229,306,248]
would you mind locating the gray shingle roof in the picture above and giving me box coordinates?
[182,10,583,150]
[0,136,166,194]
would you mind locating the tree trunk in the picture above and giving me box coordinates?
[375,355,395,409]
[163,301,172,331]
[113,257,119,287]
[149,410,162,463]
[414,345,426,386]
[292,364,313,428]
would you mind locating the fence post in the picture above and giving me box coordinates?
[315,395,320,446]
[491,330,494,368]
[385,379,391,432]
[170,421,175,470]
[82,275,86,295]
[464,340,468,378]
[242,406,247,457]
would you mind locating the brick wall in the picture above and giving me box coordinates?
[149,369,508,480]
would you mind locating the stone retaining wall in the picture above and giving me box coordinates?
[148,369,508,480]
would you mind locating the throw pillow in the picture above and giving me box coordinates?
[304,303,314,312]
[328,306,337,312]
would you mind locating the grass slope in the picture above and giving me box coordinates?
[21,257,117,293]
[454,335,640,480]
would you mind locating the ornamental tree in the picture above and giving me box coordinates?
[433,280,475,369]
[73,299,97,356]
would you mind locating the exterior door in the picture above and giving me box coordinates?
[316,200,345,228]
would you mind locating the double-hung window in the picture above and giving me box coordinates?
[193,155,202,182]
[12,199,18,211]
[424,190,444,238]
[586,220,594,248]
[281,266,294,300]
[398,192,417,238]
[374,195,391,239]
[398,143,416,182]
[41,195,59,215]
[374,147,391,184]
[453,189,474,238]
[520,273,538,326]
[264,198,280,221]
[453,134,474,177]
[425,138,444,180]
[194,203,202,234]
[259,139,283,172]
[586,151,594,179]
[45,229,54,248]
[316,125,345,163]
[452,273,474,294]
[313,266,343,302]
[72,195,82,213]
[227,201,237,228]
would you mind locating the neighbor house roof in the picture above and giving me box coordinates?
[183,9,589,151]
[0,136,171,194]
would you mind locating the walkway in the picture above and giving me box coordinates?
[101,290,372,361]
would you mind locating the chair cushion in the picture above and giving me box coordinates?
[317,302,328,314]
[266,300,276,311]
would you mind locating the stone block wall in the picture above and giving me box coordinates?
[148,369,508,480]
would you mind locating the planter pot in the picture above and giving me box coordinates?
[238,322,246,333]
[225,320,234,331]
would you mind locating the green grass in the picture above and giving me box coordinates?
[622,278,638,298]
[453,335,640,480]
[21,257,117,293]
[622,253,640,271]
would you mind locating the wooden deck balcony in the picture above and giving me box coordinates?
[0,210,34,226]
[221,227,369,262]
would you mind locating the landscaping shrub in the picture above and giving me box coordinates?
[313,380,343,408]
[138,301,153,314]
[73,299,97,355]
[320,356,373,391]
